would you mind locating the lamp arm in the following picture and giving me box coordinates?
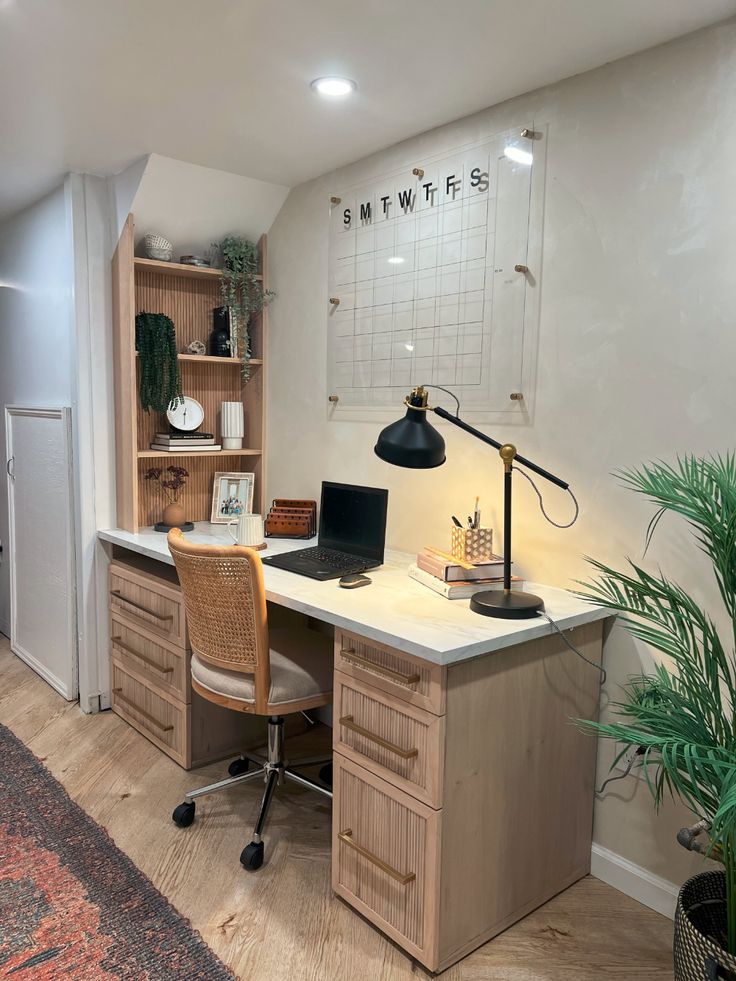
[432,405,569,491]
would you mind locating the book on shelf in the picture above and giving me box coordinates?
[409,564,524,600]
[152,440,217,447]
[416,549,507,582]
[154,432,215,442]
[150,442,222,452]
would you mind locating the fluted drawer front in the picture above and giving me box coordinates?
[332,754,440,965]
[335,630,444,715]
[110,613,189,702]
[334,671,444,807]
[111,657,188,767]
[109,562,186,647]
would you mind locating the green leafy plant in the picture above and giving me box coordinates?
[135,312,182,413]
[214,236,274,376]
[578,454,736,953]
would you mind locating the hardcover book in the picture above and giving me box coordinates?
[416,549,506,582]
[409,564,524,599]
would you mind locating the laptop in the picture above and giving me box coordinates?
[261,481,388,581]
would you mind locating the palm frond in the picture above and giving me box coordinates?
[577,454,736,951]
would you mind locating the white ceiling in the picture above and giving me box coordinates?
[1,0,735,219]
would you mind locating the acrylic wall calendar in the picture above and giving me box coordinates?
[327,125,545,420]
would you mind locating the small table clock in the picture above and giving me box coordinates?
[166,396,204,432]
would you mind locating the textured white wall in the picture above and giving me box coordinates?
[0,185,76,637]
[267,20,736,886]
[128,154,289,257]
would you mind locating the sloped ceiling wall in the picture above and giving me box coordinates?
[111,153,290,254]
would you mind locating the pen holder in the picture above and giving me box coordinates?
[451,526,494,564]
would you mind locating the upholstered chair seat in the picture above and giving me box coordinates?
[190,627,332,707]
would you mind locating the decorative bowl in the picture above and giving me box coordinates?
[143,234,173,261]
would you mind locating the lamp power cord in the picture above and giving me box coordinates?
[515,466,580,529]
[537,610,606,686]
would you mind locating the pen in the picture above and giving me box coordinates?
[473,496,480,529]
[452,515,463,528]
[467,516,473,529]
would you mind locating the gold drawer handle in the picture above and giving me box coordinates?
[113,688,174,732]
[340,649,420,687]
[112,637,174,676]
[110,590,173,623]
[339,715,418,760]
[338,829,415,885]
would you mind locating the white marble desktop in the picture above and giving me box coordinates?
[98,523,609,666]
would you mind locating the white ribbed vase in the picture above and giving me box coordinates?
[221,401,245,450]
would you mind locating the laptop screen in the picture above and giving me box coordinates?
[319,482,389,562]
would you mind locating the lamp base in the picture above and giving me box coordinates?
[469,589,544,619]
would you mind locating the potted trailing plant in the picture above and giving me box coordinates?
[578,455,736,979]
[135,312,182,413]
[144,465,189,528]
[213,236,274,376]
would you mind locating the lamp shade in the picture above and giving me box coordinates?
[374,404,446,469]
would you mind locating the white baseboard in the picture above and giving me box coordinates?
[591,843,679,919]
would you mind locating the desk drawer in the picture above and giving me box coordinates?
[111,657,188,767]
[109,562,186,647]
[111,613,189,702]
[333,754,440,966]
[334,671,444,808]
[335,630,444,715]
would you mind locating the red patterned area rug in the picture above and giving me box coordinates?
[0,722,236,979]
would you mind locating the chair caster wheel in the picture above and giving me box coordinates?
[228,757,250,777]
[319,762,332,788]
[240,840,264,871]
[172,801,195,827]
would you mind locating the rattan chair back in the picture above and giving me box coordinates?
[168,530,270,703]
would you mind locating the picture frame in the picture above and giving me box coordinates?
[210,471,255,524]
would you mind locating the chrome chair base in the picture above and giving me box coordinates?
[172,715,332,871]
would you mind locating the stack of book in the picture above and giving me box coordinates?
[150,432,222,452]
[409,547,524,599]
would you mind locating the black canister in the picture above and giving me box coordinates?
[210,306,232,357]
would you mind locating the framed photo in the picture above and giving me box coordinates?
[210,471,255,524]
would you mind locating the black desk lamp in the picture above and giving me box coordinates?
[374,386,578,620]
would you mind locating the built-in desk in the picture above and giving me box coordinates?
[99,523,608,664]
[99,522,609,973]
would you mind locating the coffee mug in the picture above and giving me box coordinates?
[228,513,265,550]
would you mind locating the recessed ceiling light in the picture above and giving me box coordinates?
[503,145,533,166]
[311,76,356,98]
[387,256,404,264]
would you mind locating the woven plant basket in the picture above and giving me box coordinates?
[675,871,736,980]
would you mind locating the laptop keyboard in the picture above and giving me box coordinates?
[296,546,366,570]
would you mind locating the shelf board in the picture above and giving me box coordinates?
[134,257,262,281]
[177,354,263,366]
[138,448,262,459]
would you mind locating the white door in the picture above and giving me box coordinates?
[5,406,78,699]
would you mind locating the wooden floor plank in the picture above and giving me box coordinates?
[0,638,674,979]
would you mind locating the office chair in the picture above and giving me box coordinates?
[167,529,333,871]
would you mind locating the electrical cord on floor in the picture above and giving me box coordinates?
[537,610,606,685]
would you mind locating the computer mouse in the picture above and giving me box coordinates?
[338,573,372,589]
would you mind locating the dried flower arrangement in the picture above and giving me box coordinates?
[144,466,189,503]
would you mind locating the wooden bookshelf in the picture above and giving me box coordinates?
[138,449,262,459]
[133,256,264,282]
[177,354,263,366]
[112,215,268,531]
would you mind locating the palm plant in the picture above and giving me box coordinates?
[578,454,736,954]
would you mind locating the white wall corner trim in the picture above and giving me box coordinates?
[591,843,679,920]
